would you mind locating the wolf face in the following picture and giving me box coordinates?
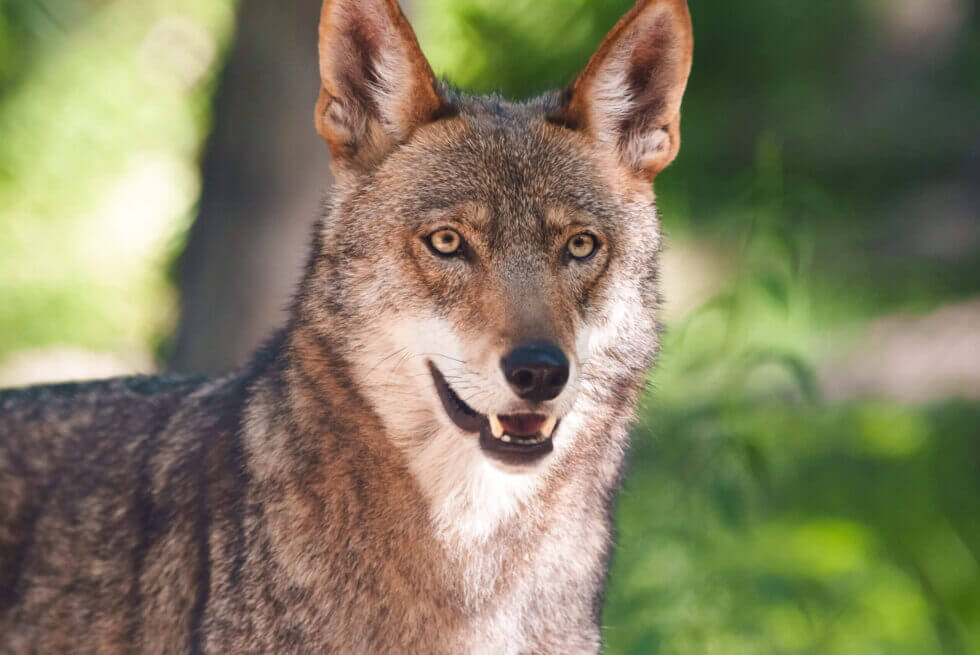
[306,0,693,538]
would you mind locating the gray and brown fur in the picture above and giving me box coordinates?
[0,0,693,652]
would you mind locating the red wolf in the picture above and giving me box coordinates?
[0,0,693,651]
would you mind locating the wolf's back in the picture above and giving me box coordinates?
[0,374,220,651]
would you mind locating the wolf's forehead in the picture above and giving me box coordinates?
[402,111,619,227]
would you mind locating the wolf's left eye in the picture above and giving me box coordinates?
[566,233,598,260]
[428,229,463,256]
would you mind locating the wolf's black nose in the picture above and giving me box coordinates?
[501,342,570,402]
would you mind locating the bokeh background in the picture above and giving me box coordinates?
[1,0,979,652]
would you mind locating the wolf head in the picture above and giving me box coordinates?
[302,0,692,536]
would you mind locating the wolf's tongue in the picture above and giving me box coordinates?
[497,414,547,437]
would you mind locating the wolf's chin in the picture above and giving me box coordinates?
[427,361,558,467]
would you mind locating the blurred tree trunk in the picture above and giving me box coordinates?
[167,0,331,374]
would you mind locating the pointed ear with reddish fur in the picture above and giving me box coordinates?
[550,0,693,182]
[315,0,448,172]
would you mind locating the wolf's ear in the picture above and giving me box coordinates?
[315,0,447,172]
[550,0,693,182]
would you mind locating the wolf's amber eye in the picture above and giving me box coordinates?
[428,229,462,256]
[567,233,597,260]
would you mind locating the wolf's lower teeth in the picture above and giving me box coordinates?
[495,433,547,444]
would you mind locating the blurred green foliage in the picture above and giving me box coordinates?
[608,400,980,654]
[0,0,235,361]
[1,0,979,652]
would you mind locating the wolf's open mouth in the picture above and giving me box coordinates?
[427,362,556,465]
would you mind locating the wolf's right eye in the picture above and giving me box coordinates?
[428,229,463,257]
[566,233,598,260]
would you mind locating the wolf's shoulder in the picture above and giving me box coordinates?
[0,373,208,404]
[0,374,209,432]
[0,375,215,472]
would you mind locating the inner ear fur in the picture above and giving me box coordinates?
[550,0,694,182]
[315,0,450,172]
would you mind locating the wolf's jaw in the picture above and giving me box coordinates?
[427,361,558,465]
